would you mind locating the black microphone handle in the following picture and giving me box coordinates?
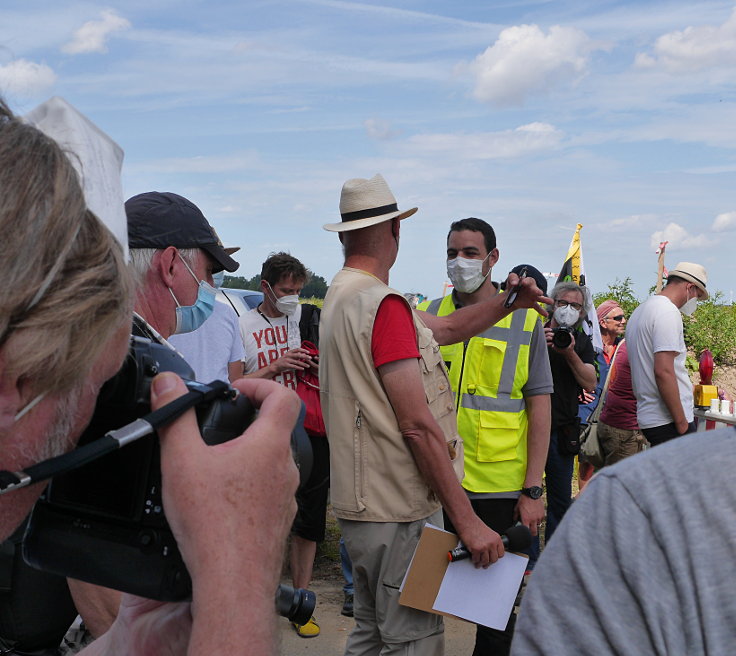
[503,524,532,552]
[448,524,532,562]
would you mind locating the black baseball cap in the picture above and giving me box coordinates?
[125,191,240,273]
[510,264,548,294]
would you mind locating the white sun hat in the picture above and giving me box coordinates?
[323,173,418,232]
[669,262,709,300]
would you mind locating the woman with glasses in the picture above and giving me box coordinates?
[590,301,650,466]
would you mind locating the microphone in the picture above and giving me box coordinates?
[447,524,532,562]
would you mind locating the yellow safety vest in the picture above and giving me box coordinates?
[418,293,540,493]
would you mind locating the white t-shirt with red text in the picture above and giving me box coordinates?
[239,305,302,389]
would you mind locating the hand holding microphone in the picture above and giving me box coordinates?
[448,524,532,562]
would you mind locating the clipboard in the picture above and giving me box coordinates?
[399,524,528,630]
[399,524,461,618]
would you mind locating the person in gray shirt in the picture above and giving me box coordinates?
[512,426,736,656]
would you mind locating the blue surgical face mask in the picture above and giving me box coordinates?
[169,253,217,334]
[212,270,225,288]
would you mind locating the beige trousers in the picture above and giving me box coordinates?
[340,510,444,656]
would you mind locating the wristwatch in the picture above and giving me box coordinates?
[521,486,543,499]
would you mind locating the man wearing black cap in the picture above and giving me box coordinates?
[418,219,552,656]
[125,191,240,339]
[70,191,246,636]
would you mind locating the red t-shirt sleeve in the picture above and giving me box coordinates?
[371,295,420,368]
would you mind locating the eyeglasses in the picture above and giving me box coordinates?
[555,299,583,312]
[605,314,625,322]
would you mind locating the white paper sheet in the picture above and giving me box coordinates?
[433,550,527,630]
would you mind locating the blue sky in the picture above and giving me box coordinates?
[2,0,735,301]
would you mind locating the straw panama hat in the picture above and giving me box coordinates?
[323,173,418,232]
[669,262,709,300]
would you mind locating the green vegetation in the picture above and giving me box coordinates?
[301,296,324,308]
[592,277,736,365]
[682,292,736,365]
[591,276,640,319]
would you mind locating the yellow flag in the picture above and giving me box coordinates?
[558,223,583,285]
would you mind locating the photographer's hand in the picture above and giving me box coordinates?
[158,373,299,654]
[149,373,300,654]
[84,374,300,655]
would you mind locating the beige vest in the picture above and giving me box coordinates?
[320,267,461,522]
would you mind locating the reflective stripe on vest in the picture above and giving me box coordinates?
[422,295,533,414]
[420,292,537,491]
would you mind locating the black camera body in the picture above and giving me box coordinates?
[552,326,573,350]
[22,336,312,605]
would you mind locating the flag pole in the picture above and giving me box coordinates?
[655,241,668,293]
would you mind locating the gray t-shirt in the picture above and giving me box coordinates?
[512,426,736,656]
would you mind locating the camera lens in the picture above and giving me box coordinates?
[276,584,316,625]
[552,328,572,349]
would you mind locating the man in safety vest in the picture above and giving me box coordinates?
[419,218,552,656]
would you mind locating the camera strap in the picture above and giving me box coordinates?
[0,380,233,495]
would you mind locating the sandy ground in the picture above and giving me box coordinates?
[277,577,476,655]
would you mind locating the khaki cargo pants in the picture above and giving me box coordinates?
[340,510,444,656]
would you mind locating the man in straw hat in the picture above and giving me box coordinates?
[320,174,551,655]
[626,261,709,447]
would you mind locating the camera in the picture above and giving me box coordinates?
[22,336,315,623]
[552,327,573,349]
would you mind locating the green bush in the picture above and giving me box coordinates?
[301,296,324,308]
[592,277,640,318]
[682,292,736,365]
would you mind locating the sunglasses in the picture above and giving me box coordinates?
[605,314,625,322]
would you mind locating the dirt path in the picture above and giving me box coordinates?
[277,577,476,655]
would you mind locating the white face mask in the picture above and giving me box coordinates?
[266,282,300,316]
[680,289,698,317]
[446,255,491,294]
[553,305,579,328]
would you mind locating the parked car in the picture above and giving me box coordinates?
[218,288,263,317]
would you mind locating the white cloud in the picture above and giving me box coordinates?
[364,118,401,141]
[400,122,563,160]
[603,214,660,231]
[635,8,736,72]
[713,211,736,232]
[650,222,714,250]
[468,24,596,107]
[62,9,130,55]
[0,59,56,97]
